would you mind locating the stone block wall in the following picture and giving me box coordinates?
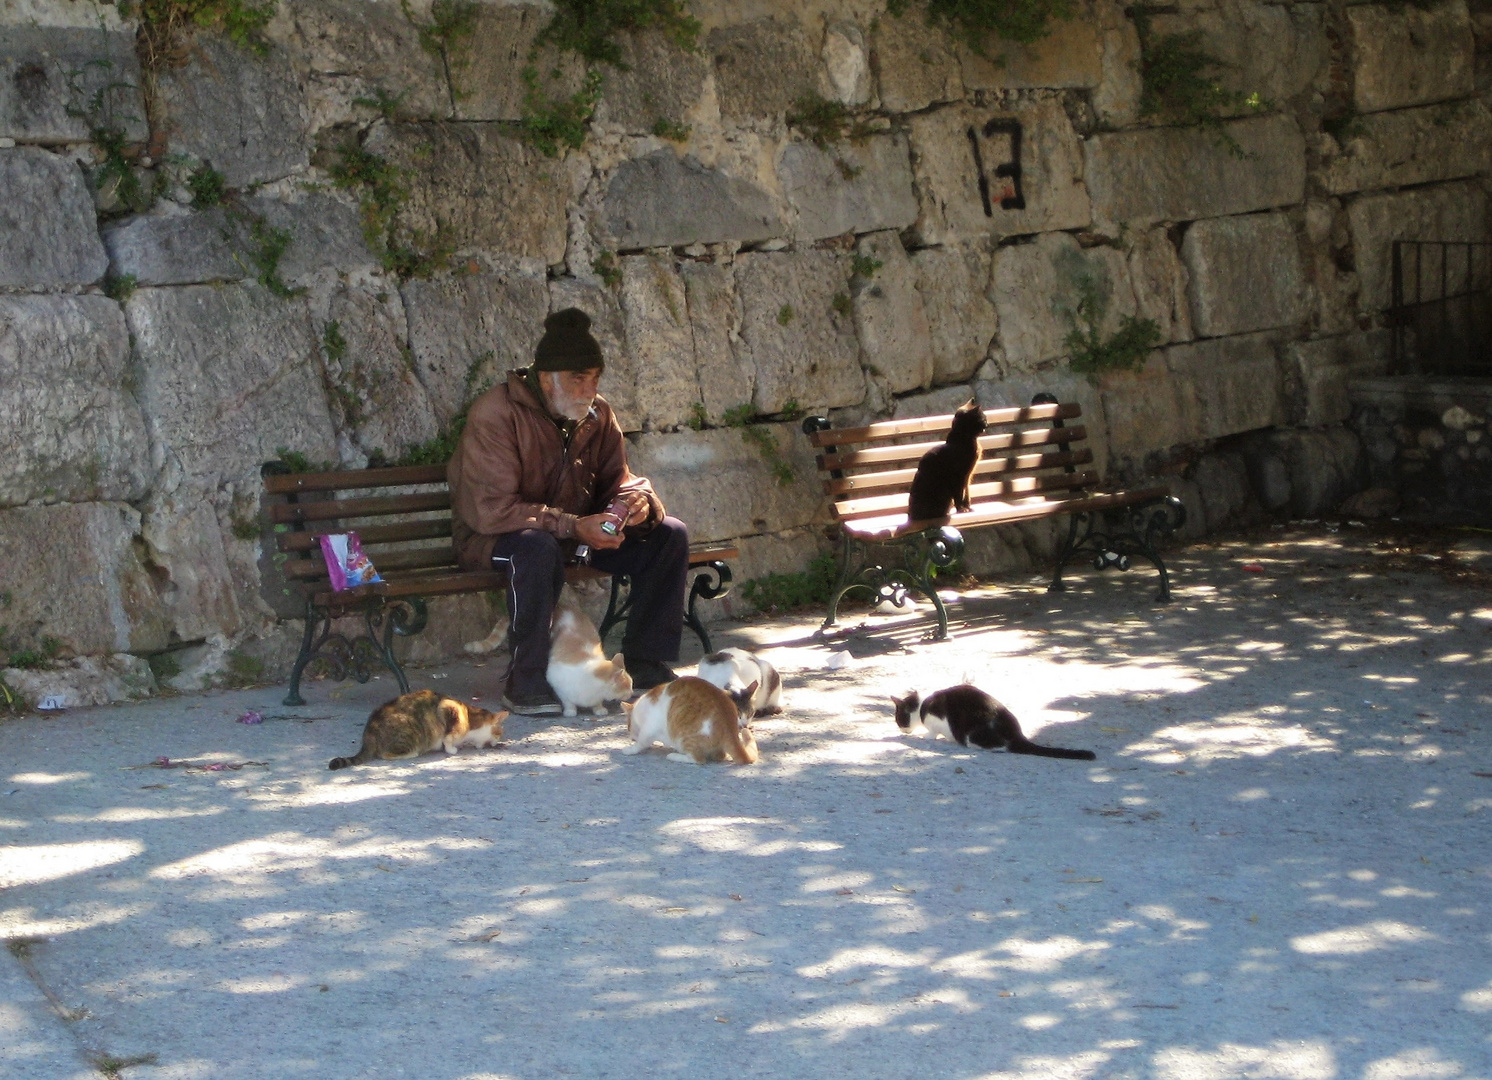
[2,0,1488,702]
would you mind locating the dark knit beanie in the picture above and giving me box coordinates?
[533,308,604,372]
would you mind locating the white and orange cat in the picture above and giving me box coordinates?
[546,593,632,717]
[620,676,760,765]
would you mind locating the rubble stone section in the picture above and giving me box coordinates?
[1085,114,1306,228]
[1348,0,1475,114]
[604,150,783,251]
[0,147,108,287]
[152,37,310,188]
[0,25,148,144]
[0,502,171,657]
[0,294,150,507]
[1181,212,1311,338]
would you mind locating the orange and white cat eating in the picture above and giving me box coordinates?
[620,676,759,765]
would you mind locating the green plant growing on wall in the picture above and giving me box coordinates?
[91,124,149,212]
[352,86,409,120]
[688,402,709,430]
[650,116,691,142]
[537,0,700,65]
[851,253,883,280]
[402,0,478,96]
[723,404,796,486]
[123,0,277,72]
[592,249,623,287]
[885,0,1074,51]
[185,160,226,206]
[741,552,840,611]
[325,140,452,280]
[520,66,604,156]
[238,214,302,297]
[1057,259,1162,378]
[1134,11,1266,155]
[103,272,138,302]
[322,320,348,365]
[786,92,875,149]
[777,304,796,327]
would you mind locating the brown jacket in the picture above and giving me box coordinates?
[448,369,664,572]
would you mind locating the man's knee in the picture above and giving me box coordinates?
[653,516,689,554]
[496,529,564,564]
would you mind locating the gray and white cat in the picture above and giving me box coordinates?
[695,647,782,718]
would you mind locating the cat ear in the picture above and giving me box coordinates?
[744,680,759,698]
[611,651,626,668]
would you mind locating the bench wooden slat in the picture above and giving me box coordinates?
[277,518,454,552]
[843,484,1173,540]
[263,464,447,495]
[293,543,742,588]
[269,491,451,525]
[831,469,1100,521]
[821,448,1094,496]
[817,425,1087,471]
[806,402,1080,448]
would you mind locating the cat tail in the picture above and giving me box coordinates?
[328,742,375,770]
[1007,736,1096,761]
[729,724,760,765]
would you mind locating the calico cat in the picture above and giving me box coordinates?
[546,597,632,716]
[892,685,1095,760]
[905,399,988,521]
[328,689,507,770]
[620,676,760,765]
[695,647,782,719]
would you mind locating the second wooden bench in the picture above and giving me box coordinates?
[802,394,1185,639]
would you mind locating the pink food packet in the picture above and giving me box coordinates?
[318,532,383,591]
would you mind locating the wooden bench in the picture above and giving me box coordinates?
[802,394,1185,640]
[260,463,737,706]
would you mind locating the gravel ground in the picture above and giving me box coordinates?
[2,523,1490,1080]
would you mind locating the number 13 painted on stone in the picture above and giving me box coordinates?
[966,118,1026,215]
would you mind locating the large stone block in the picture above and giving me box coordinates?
[549,276,641,432]
[975,370,1111,481]
[680,260,753,423]
[365,122,568,265]
[624,424,826,542]
[778,133,918,242]
[1146,1,1326,112]
[958,15,1104,90]
[128,283,338,486]
[870,8,964,113]
[457,3,586,122]
[619,253,699,431]
[0,294,150,508]
[1181,211,1310,338]
[603,149,782,251]
[153,37,309,188]
[734,249,865,415]
[281,0,450,132]
[1,654,156,709]
[599,27,710,132]
[912,242,998,383]
[1318,100,1492,196]
[139,489,243,643]
[244,192,378,283]
[0,502,171,656]
[1128,226,1192,344]
[1084,114,1306,228]
[708,18,818,124]
[853,231,932,394]
[0,146,107,287]
[102,207,243,286]
[1165,331,1285,443]
[991,232,1135,370]
[0,25,147,143]
[324,283,440,459]
[1283,330,1391,426]
[401,269,549,425]
[1102,332,1284,458]
[908,97,1090,245]
[1349,0,1474,113]
[1346,180,1488,312]
[821,21,872,106]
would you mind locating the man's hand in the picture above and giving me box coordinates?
[576,514,625,550]
[615,490,650,526]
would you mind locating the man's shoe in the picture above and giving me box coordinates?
[501,687,563,716]
[625,658,677,691]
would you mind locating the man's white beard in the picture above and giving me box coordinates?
[543,375,594,422]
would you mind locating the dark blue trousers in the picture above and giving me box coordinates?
[491,517,689,697]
